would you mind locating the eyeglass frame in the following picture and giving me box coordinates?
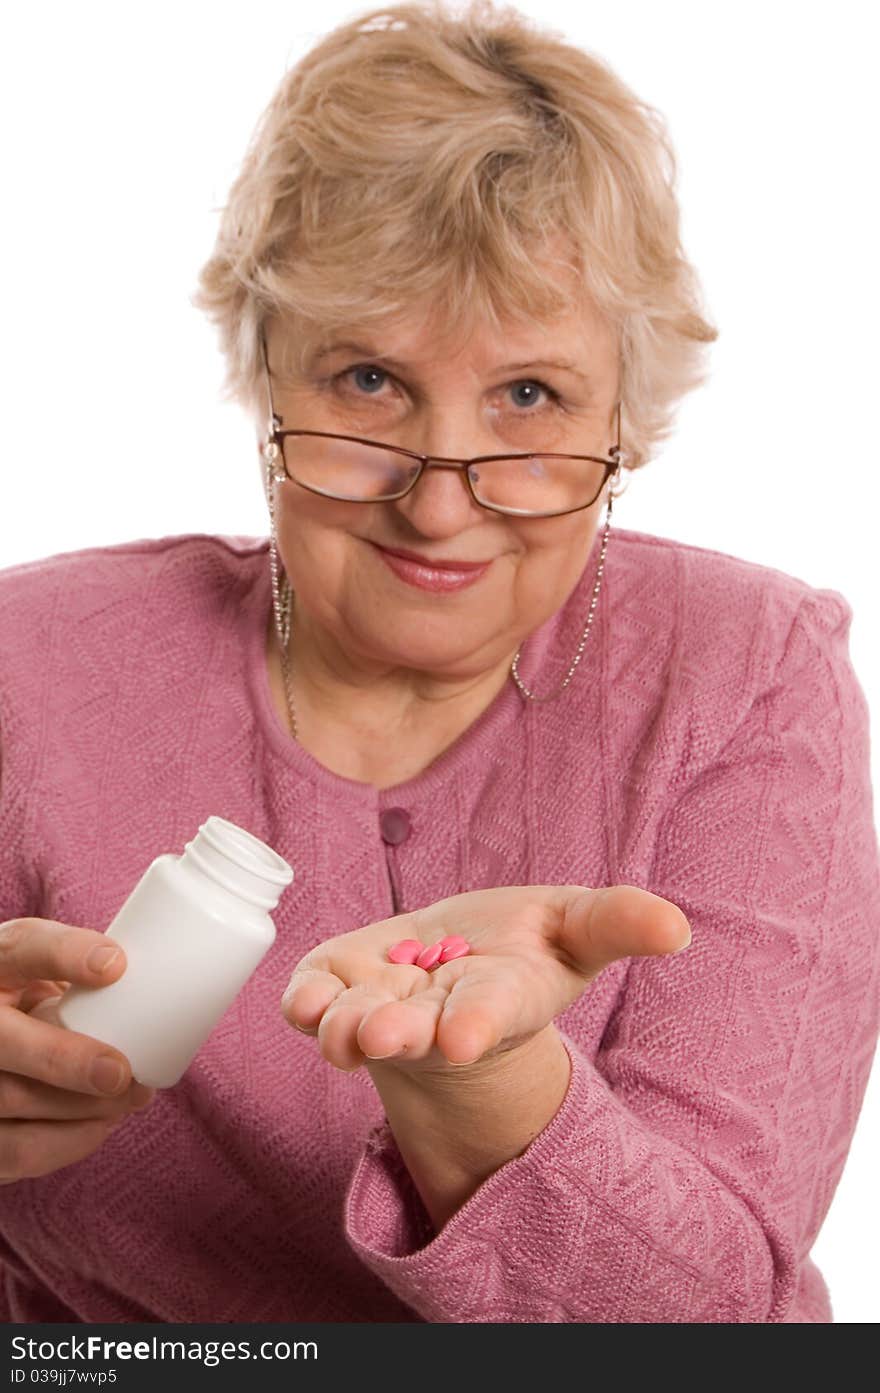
[259,327,624,519]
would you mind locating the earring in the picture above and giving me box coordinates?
[263,441,291,652]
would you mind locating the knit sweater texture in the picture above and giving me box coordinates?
[0,527,877,1324]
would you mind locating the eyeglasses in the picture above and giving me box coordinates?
[259,330,623,519]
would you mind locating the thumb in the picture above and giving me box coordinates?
[557,884,692,980]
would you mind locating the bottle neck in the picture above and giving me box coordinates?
[180,817,294,911]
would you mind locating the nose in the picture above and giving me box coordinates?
[390,409,493,530]
[391,455,485,533]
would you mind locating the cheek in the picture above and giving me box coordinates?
[516,549,584,611]
[516,512,597,586]
[275,501,358,599]
[278,492,364,551]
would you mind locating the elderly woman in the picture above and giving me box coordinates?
[0,0,877,1326]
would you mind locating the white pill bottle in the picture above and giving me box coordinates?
[57,815,294,1088]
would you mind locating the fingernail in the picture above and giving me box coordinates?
[90,1055,127,1094]
[88,944,121,974]
[674,933,692,953]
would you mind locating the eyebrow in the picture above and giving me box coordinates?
[309,339,593,383]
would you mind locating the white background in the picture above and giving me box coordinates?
[1,1,878,1321]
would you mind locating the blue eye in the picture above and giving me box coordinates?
[350,365,387,393]
[510,380,556,409]
[340,364,559,409]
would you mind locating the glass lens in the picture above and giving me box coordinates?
[283,435,420,501]
[466,454,606,515]
[282,435,606,514]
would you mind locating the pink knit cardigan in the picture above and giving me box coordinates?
[0,526,877,1323]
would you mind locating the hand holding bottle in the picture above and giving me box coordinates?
[0,917,155,1184]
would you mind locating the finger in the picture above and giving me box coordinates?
[556,884,691,978]
[0,1070,155,1121]
[280,967,348,1033]
[282,930,408,1030]
[16,980,72,1016]
[0,998,133,1097]
[317,982,406,1071]
[0,1116,124,1184]
[436,964,524,1065]
[0,919,126,992]
[355,982,452,1064]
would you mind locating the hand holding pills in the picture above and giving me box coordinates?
[280,883,691,1077]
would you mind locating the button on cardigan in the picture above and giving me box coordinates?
[379,807,412,846]
[0,526,877,1323]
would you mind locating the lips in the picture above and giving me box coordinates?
[371,543,489,570]
[369,540,491,592]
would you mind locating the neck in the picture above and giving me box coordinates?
[265,599,517,741]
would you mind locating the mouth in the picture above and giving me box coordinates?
[367,540,492,593]
[369,542,492,570]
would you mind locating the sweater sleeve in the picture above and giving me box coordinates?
[0,663,40,1322]
[343,589,880,1322]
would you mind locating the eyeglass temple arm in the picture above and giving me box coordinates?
[260,329,282,437]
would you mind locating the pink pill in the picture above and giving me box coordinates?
[439,935,469,949]
[387,938,424,965]
[415,941,445,970]
[438,940,471,963]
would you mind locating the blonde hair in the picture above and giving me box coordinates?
[191,0,718,473]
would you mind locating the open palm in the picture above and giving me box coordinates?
[281,882,691,1076]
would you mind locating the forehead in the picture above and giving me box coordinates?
[275,292,616,377]
[266,227,620,382]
